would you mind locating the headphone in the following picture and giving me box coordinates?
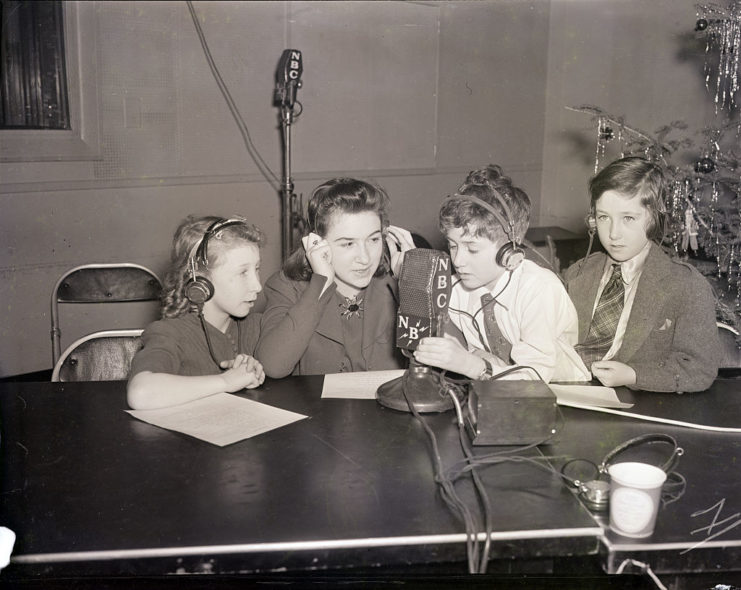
[185,217,248,305]
[586,214,597,236]
[447,191,525,271]
[561,433,684,512]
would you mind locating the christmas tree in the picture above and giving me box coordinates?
[570,1,740,345]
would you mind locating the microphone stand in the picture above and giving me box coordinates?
[274,49,303,260]
[377,354,460,413]
[278,100,297,260]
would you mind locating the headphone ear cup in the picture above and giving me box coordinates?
[496,242,525,271]
[185,276,214,305]
[586,215,597,234]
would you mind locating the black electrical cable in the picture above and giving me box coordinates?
[198,309,242,369]
[400,372,485,573]
[185,1,280,192]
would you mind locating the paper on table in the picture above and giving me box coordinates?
[321,369,405,399]
[549,384,634,409]
[126,393,307,446]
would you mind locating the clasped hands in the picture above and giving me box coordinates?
[219,354,265,391]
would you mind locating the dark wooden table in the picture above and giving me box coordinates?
[546,375,741,584]
[3,374,740,588]
[0,376,601,582]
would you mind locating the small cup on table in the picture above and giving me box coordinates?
[608,462,667,538]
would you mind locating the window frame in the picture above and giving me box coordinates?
[0,1,100,162]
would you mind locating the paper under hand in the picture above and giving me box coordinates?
[126,393,307,446]
[321,369,405,399]
[549,384,633,409]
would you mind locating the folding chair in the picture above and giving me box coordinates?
[51,329,144,382]
[718,322,741,369]
[50,263,162,365]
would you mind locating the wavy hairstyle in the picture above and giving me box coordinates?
[589,156,667,242]
[161,215,264,318]
[283,178,392,281]
[439,164,531,244]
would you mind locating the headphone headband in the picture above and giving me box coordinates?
[446,193,519,246]
[185,216,249,307]
[193,217,248,267]
[598,433,683,475]
[444,192,525,271]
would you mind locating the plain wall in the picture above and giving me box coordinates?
[540,0,717,230]
[0,0,715,376]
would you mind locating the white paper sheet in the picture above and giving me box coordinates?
[321,369,405,399]
[126,393,308,446]
[548,384,634,409]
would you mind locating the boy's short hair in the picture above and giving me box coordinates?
[439,164,531,244]
[589,156,666,242]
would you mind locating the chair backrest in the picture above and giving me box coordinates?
[718,322,741,369]
[51,263,162,364]
[51,329,144,382]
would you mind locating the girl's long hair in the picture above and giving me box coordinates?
[283,178,392,281]
[161,215,264,318]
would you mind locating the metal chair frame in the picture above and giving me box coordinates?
[50,263,162,364]
[51,329,144,382]
[718,321,741,369]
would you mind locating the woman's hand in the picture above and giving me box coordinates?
[385,225,416,276]
[220,354,266,391]
[302,232,334,281]
[590,360,636,387]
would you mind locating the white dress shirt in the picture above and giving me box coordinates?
[447,259,590,382]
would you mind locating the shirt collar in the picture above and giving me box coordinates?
[483,263,523,311]
[606,240,652,284]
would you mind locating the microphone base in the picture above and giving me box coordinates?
[376,365,454,413]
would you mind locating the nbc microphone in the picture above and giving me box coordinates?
[273,49,303,108]
[377,248,457,413]
[396,248,451,349]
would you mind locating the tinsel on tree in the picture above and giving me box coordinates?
[569,1,741,339]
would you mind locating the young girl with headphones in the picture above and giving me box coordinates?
[412,164,590,383]
[564,156,720,392]
[256,178,416,377]
[127,215,265,410]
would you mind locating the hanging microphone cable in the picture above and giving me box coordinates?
[185,1,280,192]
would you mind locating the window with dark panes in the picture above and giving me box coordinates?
[1,0,69,129]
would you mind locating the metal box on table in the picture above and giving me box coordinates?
[465,380,557,445]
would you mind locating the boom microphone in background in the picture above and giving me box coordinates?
[273,49,303,108]
[273,49,304,258]
[377,248,460,413]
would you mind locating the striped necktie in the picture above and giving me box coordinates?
[480,293,513,362]
[575,264,625,366]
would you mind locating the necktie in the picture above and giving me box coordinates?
[479,293,513,362]
[575,264,625,366]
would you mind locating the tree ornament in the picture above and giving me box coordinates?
[694,157,716,174]
[682,208,699,253]
[599,126,614,141]
[697,2,740,110]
